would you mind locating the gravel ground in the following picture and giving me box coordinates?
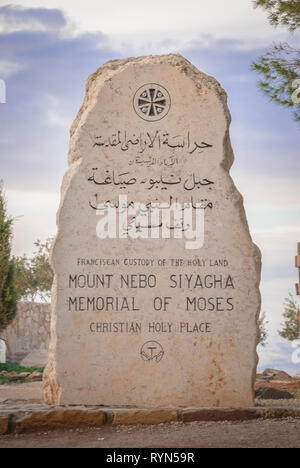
[1,382,300,408]
[0,382,300,448]
[256,399,300,408]
[1,382,300,448]
[1,418,300,448]
[0,382,42,403]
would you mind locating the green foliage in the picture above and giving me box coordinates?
[0,183,17,334]
[251,43,300,122]
[252,1,300,124]
[278,293,300,342]
[0,374,11,385]
[290,389,300,399]
[14,237,54,302]
[0,362,44,374]
[258,311,269,347]
[254,0,300,32]
[0,363,44,385]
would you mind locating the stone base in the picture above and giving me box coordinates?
[0,404,300,434]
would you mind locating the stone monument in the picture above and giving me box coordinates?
[44,54,261,407]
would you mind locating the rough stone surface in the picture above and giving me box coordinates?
[255,387,294,400]
[13,409,106,434]
[0,405,300,434]
[0,415,8,435]
[112,409,178,426]
[21,350,48,368]
[43,54,261,407]
[262,369,294,382]
[181,408,259,422]
[256,399,300,408]
[260,408,300,419]
[0,302,50,363]
[18,372,31,378]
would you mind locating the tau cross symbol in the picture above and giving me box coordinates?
[140,341,165,363]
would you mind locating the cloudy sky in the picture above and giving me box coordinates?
[0,1,299,372]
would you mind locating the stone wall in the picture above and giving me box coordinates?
[0,302,51,363]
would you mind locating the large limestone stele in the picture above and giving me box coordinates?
[43,54,261,407]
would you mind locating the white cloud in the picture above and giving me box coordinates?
[252,225,300,270]
[261,277,298,329]
[0,4,66,33]
[0,59,24,79]
[44,95,73,129]
[254,225,300,235]
[1,0,289,49]
[258,335,300,375]
[235,175,300,211]
[7,189,59,257]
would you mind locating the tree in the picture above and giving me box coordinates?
[254,0,300,32]
[14,237,54,302]
[278,293,300,341]
[251,1,300,124]
[251,43,300,122]
[258,311,269,347]
[0,183,17,334]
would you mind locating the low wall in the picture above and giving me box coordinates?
[0,302,51,363]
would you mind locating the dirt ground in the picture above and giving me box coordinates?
[0,381,42,403]
[1,381,300,448]
[2,379,299,404]
[1,418,300,448]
